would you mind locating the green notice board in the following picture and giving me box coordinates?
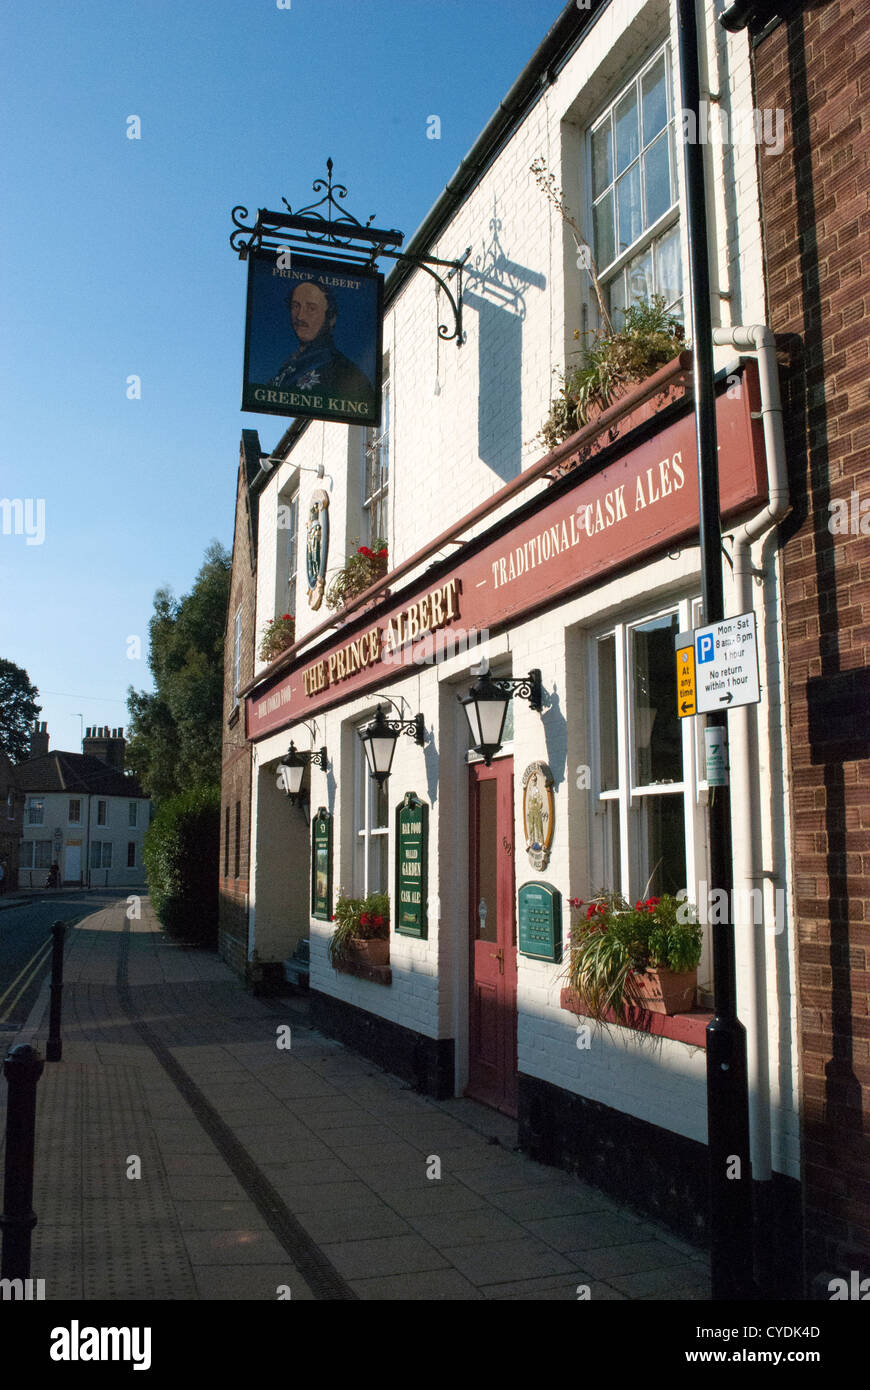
[518,881,562,961]
[395,792,428,938]
[311,808,333,921]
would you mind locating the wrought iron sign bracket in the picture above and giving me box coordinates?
[231,159,469,345]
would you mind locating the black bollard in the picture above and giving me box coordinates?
[0,1043,45,1279]
[46,920,65,1063]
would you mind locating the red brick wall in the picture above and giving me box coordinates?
[219,439,259,978]
[755,1,870,1286]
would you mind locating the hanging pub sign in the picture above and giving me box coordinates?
[311,808,333,921]
[395,792,428,938]
[242,248,383,426]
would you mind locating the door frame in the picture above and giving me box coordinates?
[465,755,518,1115]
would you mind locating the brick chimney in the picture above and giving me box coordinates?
[82,724,126,771]
[29,720,49,758]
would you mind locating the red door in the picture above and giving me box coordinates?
[467,758,518,1116]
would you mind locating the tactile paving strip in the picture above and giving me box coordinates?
[116,923,355,1300]
[30,1061,197,1300]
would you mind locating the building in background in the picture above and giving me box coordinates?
[16,723,151,888]
[0,748,24,892]
[221,0,868,1295]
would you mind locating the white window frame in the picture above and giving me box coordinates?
[128,801,138,827]
[27,798,44,826]
[362,362,389,548]
[96,800,108,827]
[585,41,682,325]
[90,840,112,870]
[587,596,710,988]
[353,725,389,898]
[127,841,137,868]
[21,840,52,870]
[278,490,299,618]
[69,799,81,825]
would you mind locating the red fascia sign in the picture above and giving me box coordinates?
[247,370,767,740]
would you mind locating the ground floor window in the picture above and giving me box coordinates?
[20,840,52,870]
[354,722,389,896]
[90,841,113,869]
[590,597,707,904]
[127,841,136,868]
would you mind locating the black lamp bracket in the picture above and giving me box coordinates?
[374,700,425,747]
[490,670,544,713]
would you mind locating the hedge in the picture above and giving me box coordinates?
[143,784,220,945]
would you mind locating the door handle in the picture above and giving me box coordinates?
[490,947,504,974]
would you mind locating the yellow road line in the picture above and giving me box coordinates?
[0,937,53,1020]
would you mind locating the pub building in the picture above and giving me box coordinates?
[217,0,860,1297]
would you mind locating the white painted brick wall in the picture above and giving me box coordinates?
[243,0,800,1174]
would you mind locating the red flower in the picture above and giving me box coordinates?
[359,913,371,927]
[635,901,643,911]
[586,904,597,921]
[281,613,292,621]
[357,546,373,558]
[377,548,388,559]
[597,903,607,916]
[372,915,384,927]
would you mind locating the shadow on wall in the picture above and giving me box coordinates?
[463,203,547,482]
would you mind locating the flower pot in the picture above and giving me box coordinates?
[629,966,697,1015]
[350,936,390,967]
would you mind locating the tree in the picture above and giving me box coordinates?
[126,540,231,802]
[0,659,41,762]
[143,784,221,944]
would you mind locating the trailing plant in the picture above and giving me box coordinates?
[324,540,388,611]
[564,892,701,1021]
[328,891,390,965]
[537,297,686,452]
[258,613,296,664]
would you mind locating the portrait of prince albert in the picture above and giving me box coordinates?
[268,279,375,410]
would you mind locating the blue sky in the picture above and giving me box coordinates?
[0,0,567,758]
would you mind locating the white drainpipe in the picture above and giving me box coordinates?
[712,325,791,1183]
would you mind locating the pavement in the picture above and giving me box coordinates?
[0,898,711,1300]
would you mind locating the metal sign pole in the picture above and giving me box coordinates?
[676,0,755,1300]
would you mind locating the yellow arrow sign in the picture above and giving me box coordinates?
[676,643,696,718]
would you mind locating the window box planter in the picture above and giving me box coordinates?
[560,986,711,1047]
[630,965,697,1015]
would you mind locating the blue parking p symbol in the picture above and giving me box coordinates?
[697,633,715,663]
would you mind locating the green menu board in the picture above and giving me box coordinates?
[311,808,333,921]
[395,792,428,938]
[518,881,562,961]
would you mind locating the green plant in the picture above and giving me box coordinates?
[258,613,295,664]
[143,784,220,945]
[564,892,701,1021]
[538,297,685,452]
[325,540,388,611]
[328,891,390,965]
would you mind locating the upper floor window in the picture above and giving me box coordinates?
[97,800,108,826]
[233,605,242,694]
[588,43,681,326]
[277,490,300,617]
[68,799,81,825]
[128,801,138,827]
[27,797,44,826]
[363,361,389,548]
[7,789,15,820]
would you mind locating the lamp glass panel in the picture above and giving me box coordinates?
[461,698,484,747]
[477,695,509,748]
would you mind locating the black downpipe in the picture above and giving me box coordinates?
[676,0,755,1300]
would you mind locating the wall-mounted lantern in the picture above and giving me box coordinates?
[458,669,543,766]
[277,740,327,808]
[358,701,425,786]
